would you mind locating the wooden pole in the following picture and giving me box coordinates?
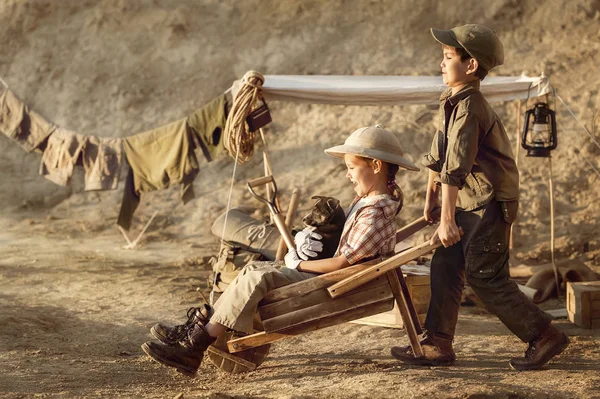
[275,188,300,260]
[548,156,560,298]
[510,99,522,251]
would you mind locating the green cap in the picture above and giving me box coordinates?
[431,24,504,71]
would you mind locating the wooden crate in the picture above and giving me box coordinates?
[351,274,430,329]
[567,281,600,329]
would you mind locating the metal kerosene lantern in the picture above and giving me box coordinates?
[521,102,557,157]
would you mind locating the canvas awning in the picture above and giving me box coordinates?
[255,74,550,106]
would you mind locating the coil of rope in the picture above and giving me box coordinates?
[224,70,265,164]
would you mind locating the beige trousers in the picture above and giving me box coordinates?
[211,261,315,334]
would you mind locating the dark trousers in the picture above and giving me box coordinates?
[424,200,552,343]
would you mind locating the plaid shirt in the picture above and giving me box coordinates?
[335,194,399,265]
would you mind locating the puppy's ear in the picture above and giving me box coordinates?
[326,197,340,213]
[311,195,327,205]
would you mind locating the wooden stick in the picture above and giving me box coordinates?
[260,129,281,217]
[271,213,295,252]
[510,99,523,250]
[276,188,300,260]
[247,175,274,188]
[548,157,560,298]
[263,152,273,224]
[395,207,440,243]
[328,239,441,299]
[126,210,159,249]
[117,225,134,247]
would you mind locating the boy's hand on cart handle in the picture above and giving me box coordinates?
[431,223,464,248]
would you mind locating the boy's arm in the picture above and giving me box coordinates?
[424,169,441,223]
[297,255,350,274]
[437,184,461,247]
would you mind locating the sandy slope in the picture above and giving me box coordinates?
[1,0,599,397]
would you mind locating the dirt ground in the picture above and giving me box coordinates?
[1,0,600,398]
[1,215,599,399]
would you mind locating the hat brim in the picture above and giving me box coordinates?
[430,28,475,59]
[324,144,419,172]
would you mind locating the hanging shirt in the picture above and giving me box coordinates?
[39,128,86,186]
[187,93,229,162]
[117,118,199,230]
[81,136,123,191]
[0,89,55,152]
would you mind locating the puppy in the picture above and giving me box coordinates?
[300,196,346,259]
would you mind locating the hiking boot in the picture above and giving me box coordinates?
[142,324,217,377]
[150,304,213,345]
[391,333,456,366]
[509,324,569,371]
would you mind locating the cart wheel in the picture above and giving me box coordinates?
[207,330,270,374]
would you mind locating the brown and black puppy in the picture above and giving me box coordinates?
[300,196,346,259]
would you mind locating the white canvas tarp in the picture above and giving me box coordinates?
[258,74,550,106]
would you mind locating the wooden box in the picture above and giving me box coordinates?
[567,281,600,329]
[351,274,430,329]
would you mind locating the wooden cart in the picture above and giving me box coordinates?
[207,213,441,373]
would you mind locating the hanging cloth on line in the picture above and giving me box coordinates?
[80,135,123,191]
[187,93,229,162]
[0,89,55,152]
[116,92,231,230]
[39,127,86,186]
[117,118,199,230]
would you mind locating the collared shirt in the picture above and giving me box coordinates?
[335,194,399,264]
[422,81,519,211]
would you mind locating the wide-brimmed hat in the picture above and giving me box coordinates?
[431,24,504,71]
[325,125,419,171]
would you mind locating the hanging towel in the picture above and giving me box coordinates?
[81,136,123,191]
[187,93,228,162]
[0,90,55,152]
[117,118,199,230]
[0,89,25,138]
[39,127,86,186]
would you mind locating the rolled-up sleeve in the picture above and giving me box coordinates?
[421,130,443,172]
[440,102,480,188]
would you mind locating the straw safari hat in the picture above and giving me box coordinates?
[325,125,419,171]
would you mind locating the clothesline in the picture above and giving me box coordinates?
[0,80,232,233]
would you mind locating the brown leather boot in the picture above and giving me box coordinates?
[142,324,216,377]
[150,304,213,344]
[509,324,569,371]
[391,333,455,366]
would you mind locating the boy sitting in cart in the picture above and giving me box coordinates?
[142,125,419,377]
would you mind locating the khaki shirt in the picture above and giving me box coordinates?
[422,81,519,211]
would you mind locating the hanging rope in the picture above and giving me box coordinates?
[557,94,600,152]
[223,70,265,164]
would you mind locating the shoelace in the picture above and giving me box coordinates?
[171,307,204,341]
[524,341,537,358]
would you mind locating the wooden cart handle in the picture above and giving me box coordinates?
[327,239,441,298]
